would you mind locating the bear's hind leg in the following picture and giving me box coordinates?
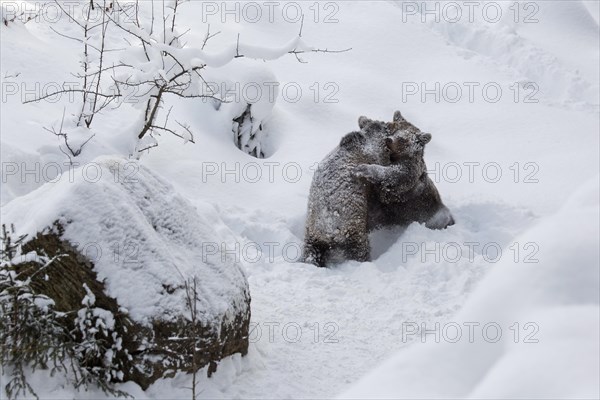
[340,234,371,263]
[425,205,455,230]
[302,241,329,267]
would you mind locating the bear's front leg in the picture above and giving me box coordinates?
[415,176,455,230]
[353,164,388,183]
[353,164,412,184]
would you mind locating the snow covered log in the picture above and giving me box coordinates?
[1,157,251,389]
[233,104,267,158]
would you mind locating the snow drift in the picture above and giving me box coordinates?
[342,178,600,399]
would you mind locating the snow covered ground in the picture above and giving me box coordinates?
[1,0,598,398]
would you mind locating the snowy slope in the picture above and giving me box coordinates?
[1,0,599,398]
[343,178,600,399]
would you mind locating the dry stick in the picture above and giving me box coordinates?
[103,10,154,47]
[135,64,217,140]
[76,0,93,127]
[138,87,166,139]
[134,0,141,28]
[2,10,40,25]
[151,125,195,144]
[195,70,219,100]
[52,0,84,28]
[201,24,221,50]
[294,16,308,63]
[182,277,199,400]
[192,278,197,400]
[131,0,151,62]
[107,9,351,64]
[48,26,103,53]
[93,77,122,115]
[163,105,173,128]
[175,121,194,143]
[162,0,166,40]
[23,90,120,104]
[169,28,190,47]
[87,0,109,128]
[136,142,159,153]
[170,0,179,32]
[72,63,134,79]
[42,108,96,161]
[113,0,150,60]
[150,0,155,36]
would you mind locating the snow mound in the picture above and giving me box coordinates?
[203,58,280,158]
[342,177,600,399]
[1,156,249,326]
[407,0,600,109]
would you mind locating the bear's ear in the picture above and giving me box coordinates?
[393,110,404,122]
[418,132,432,145]
[358,116,371,129]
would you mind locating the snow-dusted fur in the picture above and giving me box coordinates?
[364,112,455,232]
[302,118,398,267]
[303,111,454,267]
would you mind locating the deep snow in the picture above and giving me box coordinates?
[1,0,599,399]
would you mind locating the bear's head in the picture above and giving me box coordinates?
[357,116,396,137]
[384,131,431,163]
[358,110,432,163]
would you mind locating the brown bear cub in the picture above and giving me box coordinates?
[302,110,454,267]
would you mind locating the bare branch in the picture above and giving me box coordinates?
[137,142,159,153]
[151,125,195,144]
[3,71,21,79]
[294,53,308,64]
[201,24,221,50]
[169,27,190,47]
[52,0,85,29]
[294,47,353,54]
[175,120,194,143]
[299,14,304,37]
[235,33,241,58]
[43,108,95,160]
[23,89,121,105]
[87,0,109,128]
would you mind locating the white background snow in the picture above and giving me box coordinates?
[0,0,598,398]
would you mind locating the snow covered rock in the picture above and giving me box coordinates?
[1,157,251,389]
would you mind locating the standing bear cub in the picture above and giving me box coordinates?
[302,110,454,267]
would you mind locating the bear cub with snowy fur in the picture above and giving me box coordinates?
[302,110,454,267]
